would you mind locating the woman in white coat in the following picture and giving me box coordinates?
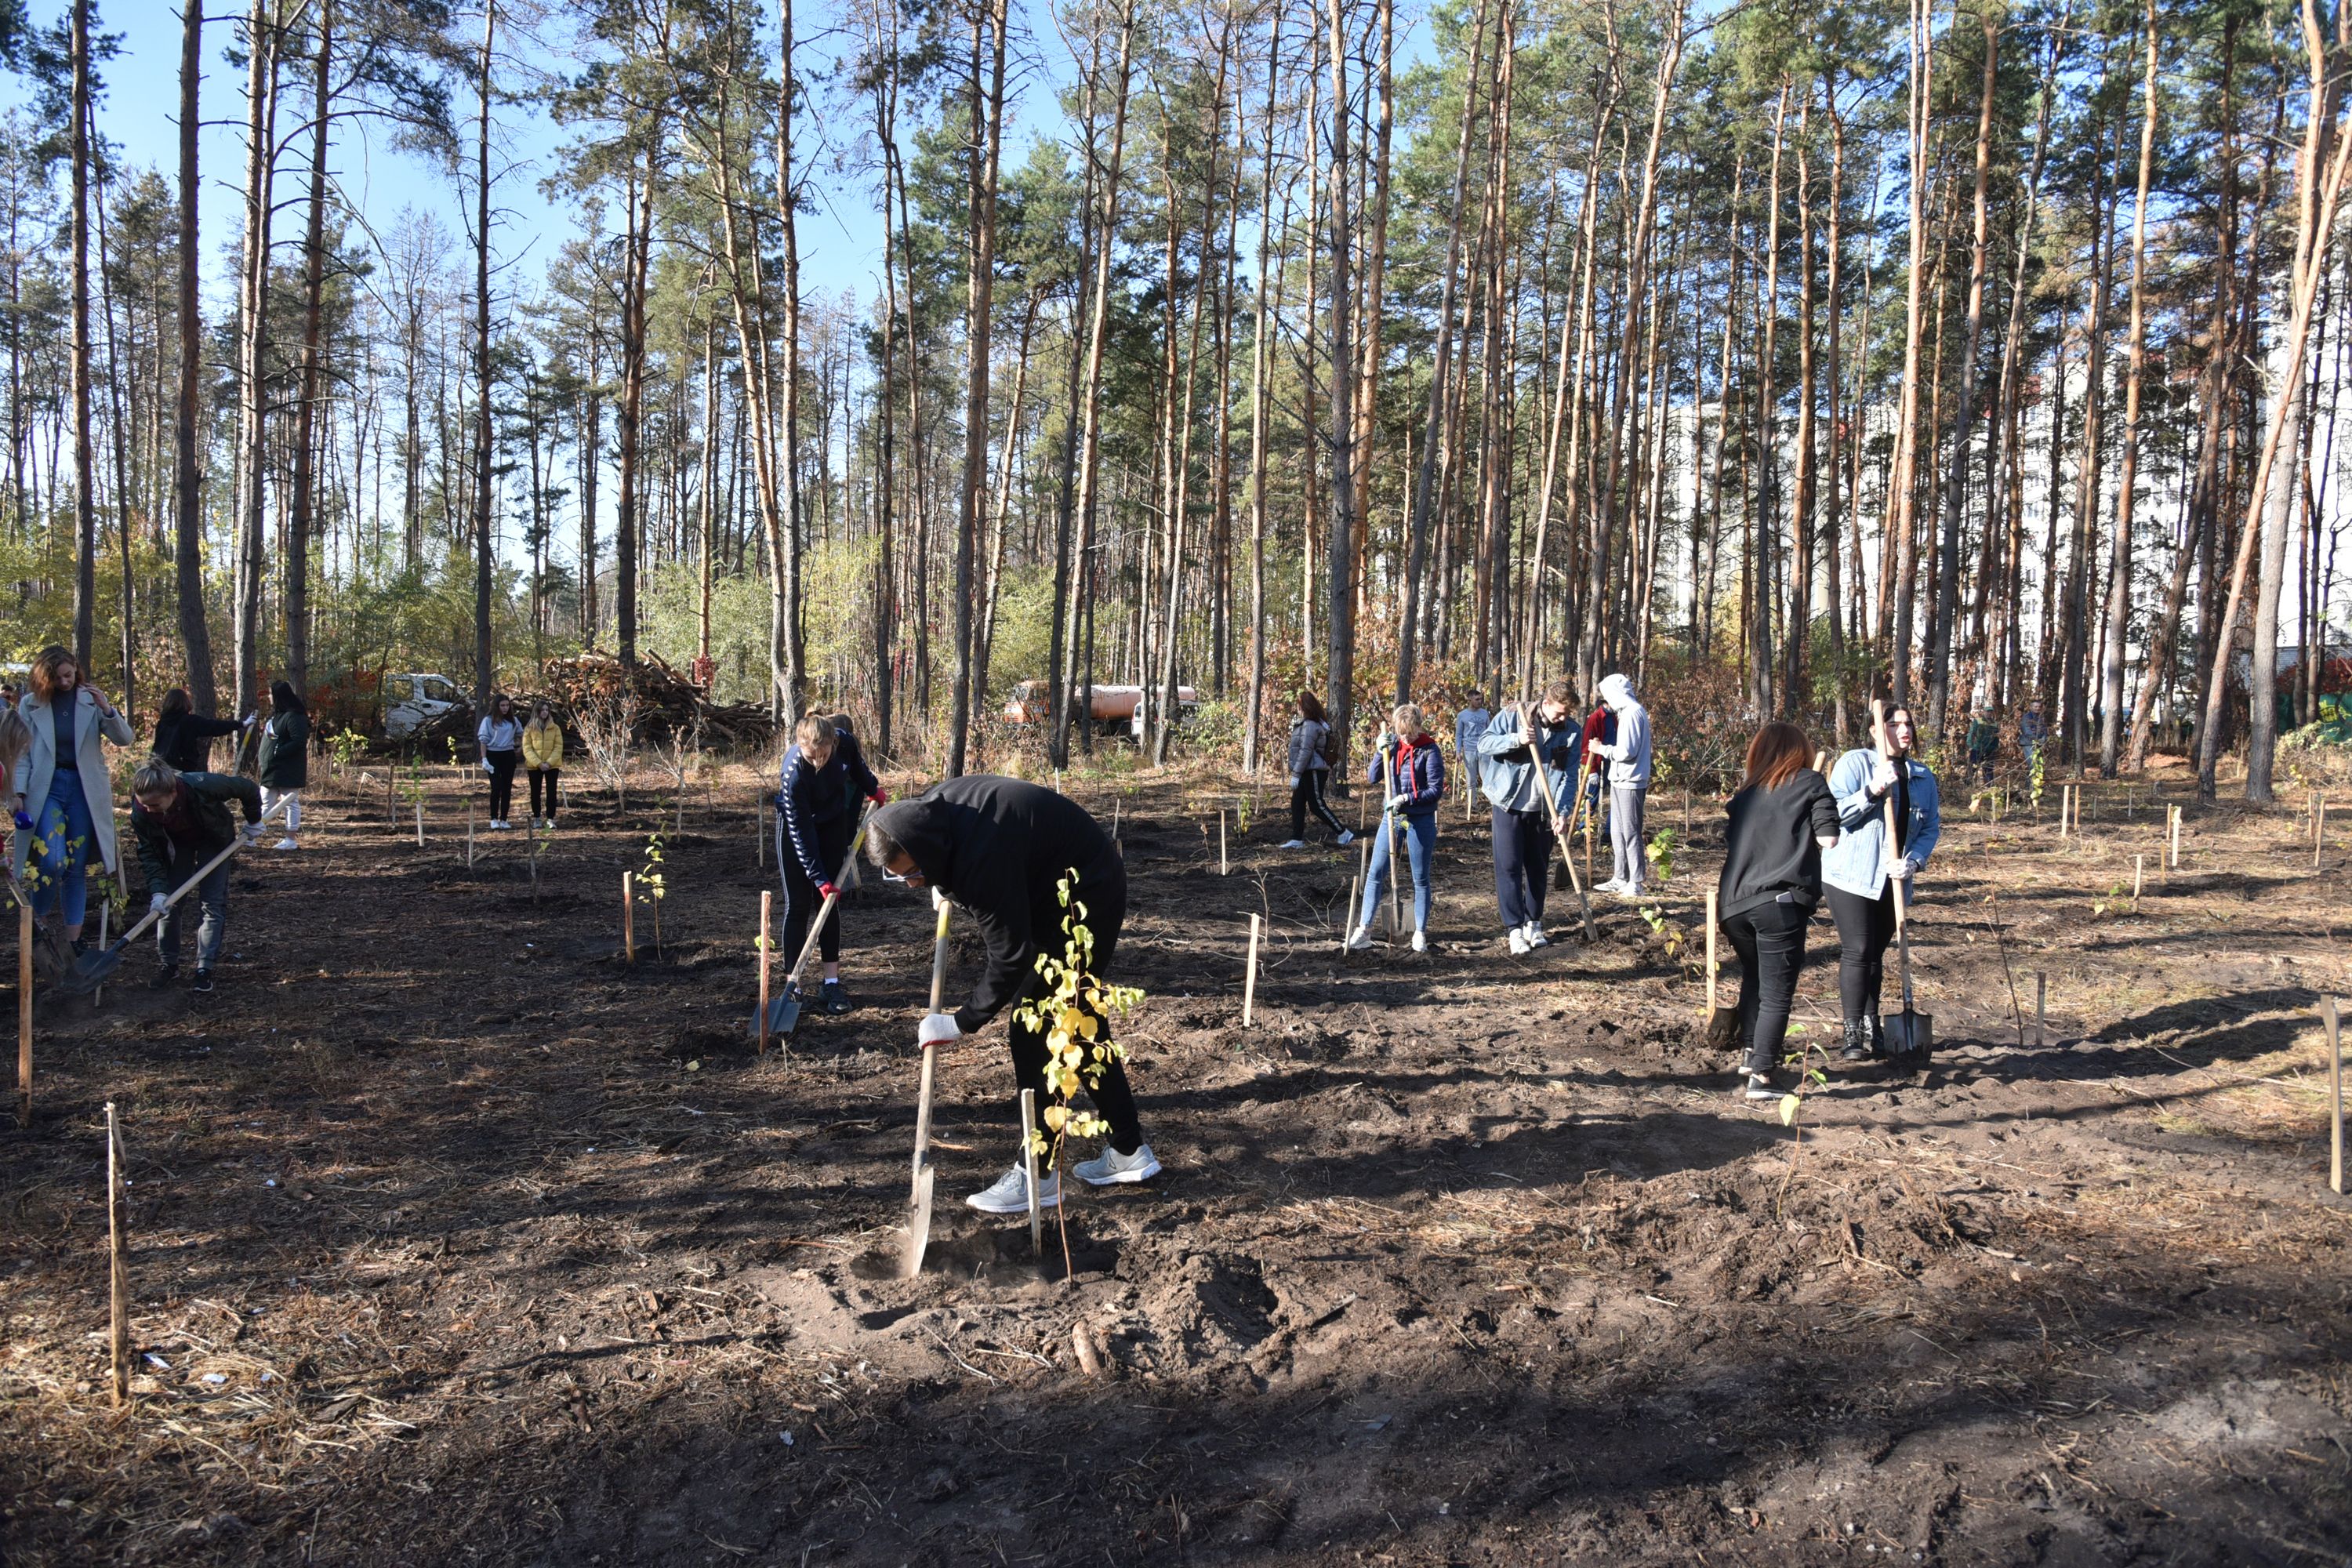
[11,645,136,947]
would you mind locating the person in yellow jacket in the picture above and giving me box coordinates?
[521,702,565,829]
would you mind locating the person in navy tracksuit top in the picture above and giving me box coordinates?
[1348,703,1446,954]
[778,712,887,1014]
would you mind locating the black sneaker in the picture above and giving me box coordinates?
[1839,1020,1873,1063]
[1741,1072,1778,1102]
[820,981,852,1016]
[190,971,215,995]
[147,964,180,990]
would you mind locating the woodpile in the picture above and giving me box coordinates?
[535,652,778,749]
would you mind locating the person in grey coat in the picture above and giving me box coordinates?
[1586,673,1653,896]
[1279,690,1354,848]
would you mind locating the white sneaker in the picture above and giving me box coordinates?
[1073,1143,1160,1186]
[1345,925,1374,952]
[274,837,299,851]
[1523,920,1549,947]
[1593,877,1625,895]
[1336,829,1356,846]
[1279,839,1306,850]
[1410,930,1428,953]
[1507,927,1531,956]
[966,1164,1061,1214]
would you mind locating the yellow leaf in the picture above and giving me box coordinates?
[1043,1105,1069,1131]
[1778,1094,1801,1127]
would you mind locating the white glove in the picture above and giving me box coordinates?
[1385,793,1409,812]
[1376,728,1394,749]
[481,758,493,773]
[1287,775,1299,790]
[917,1013,960,1048]
[148,892,169,916]
[1868,757,1898,796]
[1895,856,1920,880]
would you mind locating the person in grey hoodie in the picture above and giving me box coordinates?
[1587,673,1653,895]
[1453,691,1492,786]
[1476,681,1579,953]
[476,695,524,829]
[1279,690,1354,848]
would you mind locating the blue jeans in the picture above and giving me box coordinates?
[157,855,230,971]
[31,769,96,927]
[1359,811,1436,931]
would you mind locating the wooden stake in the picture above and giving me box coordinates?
[2326,996,2342,1196]
[1054,768,1063,795]
[2035,971,2047,1048]
[93,902,107,1007]
[2133,854,2143,900]
[622,871,636,964]
[757,800,766,871]
[16,895,31,1128]
[757,890,774,1057]
[414,798,424,848]
[1242,913,1261,1027]
[1704,888,1719,1014]
[1019,1087,1043,1257]
[2059,784,2071,837]
[2316,797,2326,870]
[467,804,476,869]
[106,1101,129,1407]
[1219,809,1229,876]
[2169,803,2182,868]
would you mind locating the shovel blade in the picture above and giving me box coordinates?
[747,992,800,1039]
[56,943,128,997]
[900,1164,935,1279]
[1883,1010,1934,1060]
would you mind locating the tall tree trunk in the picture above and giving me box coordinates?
[471,0,495,706]
[176,0,218,711]
[1925,1,1998,739]
[69,0,95,669]
[288,0,333,696]
[775,0,808,725]
[1240,1,1283,773]
[230,0,281,716]
[949,0,1007,775]
[1885,0,1934,699]
[2098,0,2159,772]
[1322,0,1358,760]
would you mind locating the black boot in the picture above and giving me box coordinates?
[1840,1018,1872,1062]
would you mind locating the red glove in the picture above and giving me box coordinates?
[870,786,890,806]
[818,881,838,901]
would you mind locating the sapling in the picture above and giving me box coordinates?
[637,831,669,954]
[1774,1023,1831,1218]
[1011,870,1146,1278]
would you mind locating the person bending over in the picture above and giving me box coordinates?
[867,776,1159,1215]
[1716,723,1842,1101]
[778,712,887,1015]
[1823,703,1944,1063]
[131,759,263,995]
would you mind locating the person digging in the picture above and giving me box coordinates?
[866,775,1160,1216]
[130,759,264,994]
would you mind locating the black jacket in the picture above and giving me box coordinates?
[132,772,263,889]
[153,711,242,775]
[869,775,1123,1034]
[778,726,880,886]
[1716,770,1841,922]
[258,710,310,789]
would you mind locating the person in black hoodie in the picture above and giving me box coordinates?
[152,688,250,775]
[776,712,887,1014]
[256,681,310,851]
[866,775,1160,1216]
[1715,721,1842,1102]
[130,758,263,994]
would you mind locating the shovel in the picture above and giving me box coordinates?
[902,890,953,1279]
[59,793,292,996]
[1870,701,1933,1062]
[750,812,873,1037]
[1528,706,1597,942]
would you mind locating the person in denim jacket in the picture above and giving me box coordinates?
[1821,703,1942,1063]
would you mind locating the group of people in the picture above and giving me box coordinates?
[2,645,308,993]
[1274,675,1656,956]
[475,695,567,829]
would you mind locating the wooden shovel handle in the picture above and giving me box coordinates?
[113,792,293,950]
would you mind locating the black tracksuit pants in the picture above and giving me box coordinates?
[1826,884,1899,1020]
[1290,767,1347,840]
[1007,868,1144,1156]
[1723,898,1810,1076]
[1491,808,1553,928]
[779,815,851,968]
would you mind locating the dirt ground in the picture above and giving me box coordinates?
[3,747,2349,1566]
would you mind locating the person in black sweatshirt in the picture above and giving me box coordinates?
[776,712,887,1014]
[152,688,250,775]
[866,775,1160,1216]
[1715,721,1842,1102]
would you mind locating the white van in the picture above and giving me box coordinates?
[383,673,468,739]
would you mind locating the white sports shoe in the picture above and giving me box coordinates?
[966,1164,1061,1214]
[1523,920,1549,947]
[1410,930,1428,953]
[1279,839,1306,849]
[274,837,299,851]
[1592,877,1625,895]
[1073,1143,1160,1186]
[1336,829,1356,846]
[1507,927,1531,956]
[1345,925,1374,952]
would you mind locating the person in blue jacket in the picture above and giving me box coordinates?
[1822,702,1943,1063]
[779,711,887,1014]
[1476,681,1580,953]
[1347,704,1446,954]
